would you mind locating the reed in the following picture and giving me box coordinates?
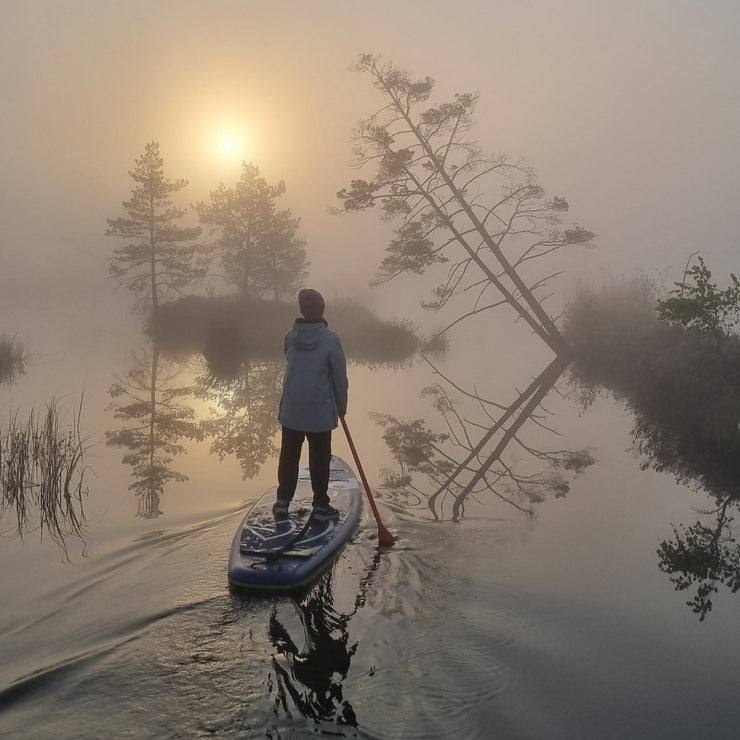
[0,398,88,554]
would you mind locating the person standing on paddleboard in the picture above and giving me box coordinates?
[274,288,348,522]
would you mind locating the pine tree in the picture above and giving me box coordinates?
[107,141,203,315]
[197,162,308,299]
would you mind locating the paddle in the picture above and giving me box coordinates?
[341,416,396,547]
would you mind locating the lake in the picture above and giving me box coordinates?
[2,310,740,739]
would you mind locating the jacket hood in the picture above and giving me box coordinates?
[289,320,328,351]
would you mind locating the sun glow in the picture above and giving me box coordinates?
[185,108,260,185]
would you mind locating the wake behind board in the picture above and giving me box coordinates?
[228,456,363,592]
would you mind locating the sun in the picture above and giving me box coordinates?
[223,139,236,152]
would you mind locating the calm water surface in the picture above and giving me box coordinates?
[2,324,740,739]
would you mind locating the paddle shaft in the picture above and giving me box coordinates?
[341,417,395,547]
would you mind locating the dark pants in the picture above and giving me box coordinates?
[276,426,332,507]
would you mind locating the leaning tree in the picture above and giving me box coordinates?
[336,55,596,519]
[337,54,594,355]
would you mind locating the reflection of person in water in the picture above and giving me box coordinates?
[268,572,358,726]
[273,288,349,522]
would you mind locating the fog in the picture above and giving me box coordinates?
[3,0,739,540]
[2,0,739,345]
[4,5,740,733]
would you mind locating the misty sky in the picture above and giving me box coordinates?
[1,0,738,341]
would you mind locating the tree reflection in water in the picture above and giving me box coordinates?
[266,551,381,728]
[105,295,426,517]
[375,355,596,521]
[107,297,423,517]
[106,343,203,518]
[195,360,282,481]
[658,498,740,621]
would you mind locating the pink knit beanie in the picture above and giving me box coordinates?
[298,288,325,320]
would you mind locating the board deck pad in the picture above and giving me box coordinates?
[228,456,363,592]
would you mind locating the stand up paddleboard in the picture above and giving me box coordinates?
[228,456,363,592]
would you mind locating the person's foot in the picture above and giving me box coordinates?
[312,504,340,521]
[272,500,289,520]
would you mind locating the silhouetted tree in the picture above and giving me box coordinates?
[197,162,308,300]
[336,54,594,355]
[107,141,203,315]
[106,345,203,517]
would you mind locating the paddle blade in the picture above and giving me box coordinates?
[341,417,395,547]
[376,519,396,547]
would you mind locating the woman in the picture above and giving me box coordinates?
[273,289,348,521]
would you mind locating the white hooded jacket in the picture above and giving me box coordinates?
[278,319,348,433]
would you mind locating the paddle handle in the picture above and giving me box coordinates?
[341,417,395,547]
